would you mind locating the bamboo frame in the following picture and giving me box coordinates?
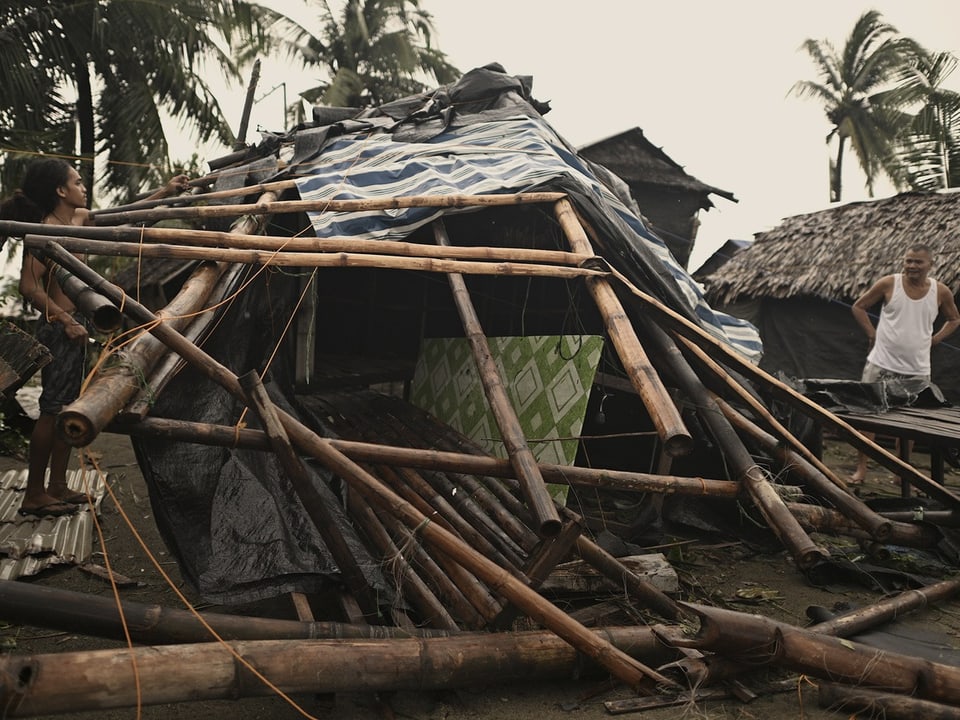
[39,240,675,692]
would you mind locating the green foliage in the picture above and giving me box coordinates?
[793,11,960,201]
[0,1,269,204]
[251,0,460,111]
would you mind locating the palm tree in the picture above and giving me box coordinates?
[253,0,459,118]
[0,1,267,204]
[792,10,922,202]
[888,50,960,191]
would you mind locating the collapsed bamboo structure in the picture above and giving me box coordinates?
[3,68,960,718]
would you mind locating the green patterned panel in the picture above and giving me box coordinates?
[411,336,604,502]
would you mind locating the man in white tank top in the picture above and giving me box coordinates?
[849,244,960,483]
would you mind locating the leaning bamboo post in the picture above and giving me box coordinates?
[434,220,562,538]
[42,242,673,692]
[240,370,382,621]
[113,416,743,501]
[91,191,569,225]
[553,198,692,458]
[640,319,829,569]
[0,627,679,717]
[675,334,849,491]
[712,394,893,540]
[0,580,464,645]
[3,220,588,265]
[57,261,229,446]
[599,262,960,510]
[665,602,960,706]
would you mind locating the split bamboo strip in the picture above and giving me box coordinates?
[712,394,893,540]
[0,627,678,717]
[43,242,673,692]
[667,602,960,706]
[3,220,588,265]
[345,487,462,631]
[640,319,829,569]
[818,681,960,719]
[92,191,569,225]
[58,261,229,446]
[25,234,602,280]
[434,220,562,538]
[553,198,692,457]
[240,370,381,621]
[597,259,960,510]
[112,415,741,499]
[0,580,462,645]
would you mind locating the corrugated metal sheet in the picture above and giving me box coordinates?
[0,468,106,580]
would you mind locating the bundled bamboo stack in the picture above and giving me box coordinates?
[1,181,959,719]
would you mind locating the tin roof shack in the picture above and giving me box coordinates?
[700,190,960,401]
[579,127,736,269]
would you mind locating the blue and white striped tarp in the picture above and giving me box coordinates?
[294,115,762,362]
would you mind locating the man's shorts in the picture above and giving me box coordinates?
[36,314,87,416]
[860,360,930,384]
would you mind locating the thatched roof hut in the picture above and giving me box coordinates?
[579,128,736,269]
[700,189,960,399]
[704,190,960,306]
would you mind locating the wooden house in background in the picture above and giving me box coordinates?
[579,127,736,269]
[699,189,960,401]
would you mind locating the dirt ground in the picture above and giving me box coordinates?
[0,428,958,720]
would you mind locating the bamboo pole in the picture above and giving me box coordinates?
[50,265,122,332]
[240,370,382,621]
[818,681,960,719]
[667,602,960,706]
[25,234,602,280]
[434,220,562,538]
[675,334,850,491]
[56,261,228,447]
[599,261,960,510]
[3,220,588,265]
[0,627,678,717]
[786,502,938,548]
[41,241,673,692]
[713,394,893,540]
[553,198,692,457]
[345,487,463,631]
[89,179,297,217]
[0,580,461,645]
[640,318,829,569]
[91,191,569,225]
[111,415,742,499]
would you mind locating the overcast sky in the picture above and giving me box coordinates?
[204,0,960,271]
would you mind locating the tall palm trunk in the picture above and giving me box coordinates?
[831,137,847,203]
[73,58,97,207]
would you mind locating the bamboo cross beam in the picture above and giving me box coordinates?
[23,234,603,281]
[41,241,674,692]
[92,177,295,217]
[5,220,588,265]
[600,262,960,511]
[552,198,692,458]
[433,220,562,538]
[111,415,744,500]
[90,191,568,226]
